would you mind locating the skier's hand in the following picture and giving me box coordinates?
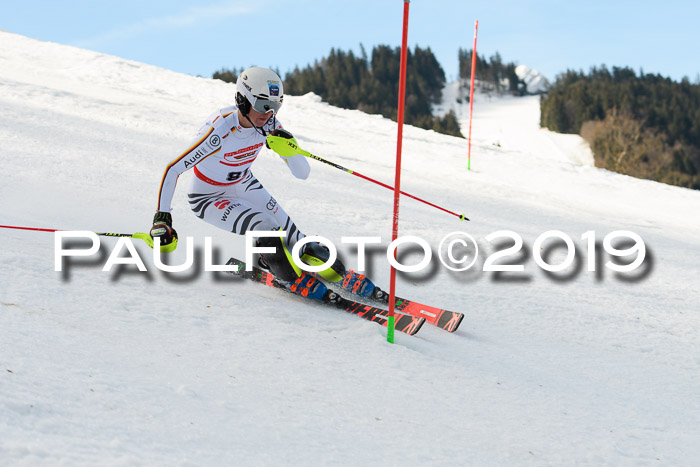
[266,128,298,152]
[150,211,178,248]
[266,129,310,179]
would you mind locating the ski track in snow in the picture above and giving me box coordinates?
[1,31,700,465]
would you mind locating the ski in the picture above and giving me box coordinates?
[328,280,464,333]
[225,258,425,336]
[384,295,463,333]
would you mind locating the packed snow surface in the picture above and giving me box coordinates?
[1,31,699,465]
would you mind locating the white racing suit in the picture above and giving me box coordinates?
[156,105,377,296]
[156,105,310,248]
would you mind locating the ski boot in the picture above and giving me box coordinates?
[257,255,271,271]
[286,272,329,301]
[340,270,388,301]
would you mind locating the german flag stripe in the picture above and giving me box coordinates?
[157,126,215,209]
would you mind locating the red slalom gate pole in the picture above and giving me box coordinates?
[387,0,411,344]
[467,20,479,171]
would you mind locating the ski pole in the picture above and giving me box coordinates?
[0,224,155,248]
[266,135,469,221]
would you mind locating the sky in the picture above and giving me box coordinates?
[2,0,700,84]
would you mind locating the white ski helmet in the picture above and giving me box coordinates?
[235,67,284,116]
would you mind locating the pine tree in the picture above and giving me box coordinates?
[213,45,463,138]
[542,66,700,189]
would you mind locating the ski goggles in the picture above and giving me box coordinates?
[251,96,282,115]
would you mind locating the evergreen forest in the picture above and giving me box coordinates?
[214,45,463,137]
[214,51,700,190]
[540,66,700,189]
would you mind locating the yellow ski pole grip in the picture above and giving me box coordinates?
[266,135,310,158]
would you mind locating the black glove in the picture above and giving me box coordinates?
[265,128,295,148]
[150,211,178,245]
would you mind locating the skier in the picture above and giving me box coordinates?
[150,66,384,301]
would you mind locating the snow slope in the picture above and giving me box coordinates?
[2,31,700,465]
[433,66,548,120]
